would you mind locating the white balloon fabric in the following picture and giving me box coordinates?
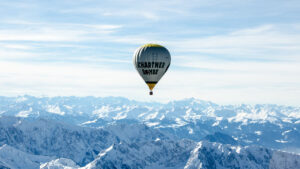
[133,44,171,95]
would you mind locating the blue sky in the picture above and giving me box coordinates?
[0,0,300,105]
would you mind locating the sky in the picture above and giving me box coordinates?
[0,0,300,105]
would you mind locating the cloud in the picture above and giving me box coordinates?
[169,24,300,62]
[0,22,122,42]
[0,61,142,96]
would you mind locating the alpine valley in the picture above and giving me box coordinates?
[0,96,300,169]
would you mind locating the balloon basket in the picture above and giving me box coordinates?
[149,91,153,95]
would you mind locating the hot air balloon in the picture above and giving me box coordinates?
[133,44,171,95]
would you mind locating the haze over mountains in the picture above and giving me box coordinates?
[0,95,300,169]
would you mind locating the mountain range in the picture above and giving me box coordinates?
[0,95,300,168]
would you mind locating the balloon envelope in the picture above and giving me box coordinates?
[133,44,171,95]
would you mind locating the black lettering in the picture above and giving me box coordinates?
[142,69,159,75]
[142,69,147,74]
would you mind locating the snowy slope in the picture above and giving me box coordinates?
[185,141,300,169]
[0,116,118,166]
[37,141,300,169]
[40,158,80,169]
[82,139,195,169]
[0,144,53,169]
